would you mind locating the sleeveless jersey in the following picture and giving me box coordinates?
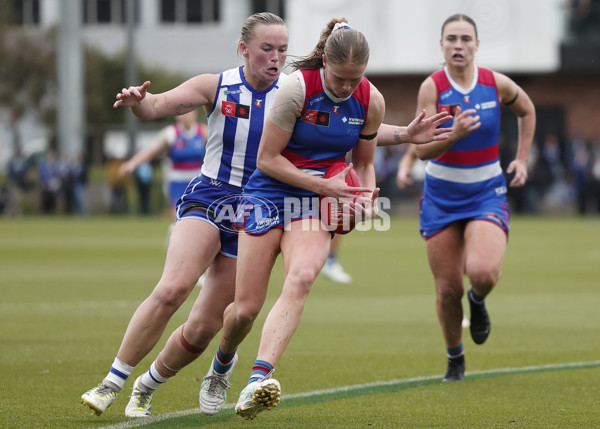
[424,65,506,210]
[201,66,286,188]
[166,123,206,183]
[244,68,371,199]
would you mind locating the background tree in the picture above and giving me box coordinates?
[0,1,186,165]
[0,2,56,154]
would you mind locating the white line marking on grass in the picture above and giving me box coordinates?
[94,360,600,429]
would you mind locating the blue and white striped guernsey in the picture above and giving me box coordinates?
[201,66,286,188]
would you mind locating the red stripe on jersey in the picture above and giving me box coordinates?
[477,67,499,99]
[352,77,371,119]
[173,161,203,170]
[436,144,499,165]
[299,69,371,118]
[301,69,323,112]
[282,149,344,169]
[431,69,452,94]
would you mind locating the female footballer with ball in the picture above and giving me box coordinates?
[200,18,451,420]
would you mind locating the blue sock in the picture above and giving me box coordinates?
[447,343,464,359]
[468,287,485,304]
[248,360,273,384]
[213,346,236,374]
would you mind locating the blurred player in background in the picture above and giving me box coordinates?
[403,13,536,383]
[119,110,208,282]
[81,12,289,418]
[119,109,207,218]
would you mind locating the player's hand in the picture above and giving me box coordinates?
[347,187,380,223]
[452,105,481,139]
[507,159,528,187]
[406,110,452,144]
[113,81,151,109]
[321,163,372,199]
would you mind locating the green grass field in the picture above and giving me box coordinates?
[1,215,599,428]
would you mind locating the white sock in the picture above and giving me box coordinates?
[139,361,170,393]
[104,358,134,391]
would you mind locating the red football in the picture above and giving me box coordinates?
[319,162,362,235]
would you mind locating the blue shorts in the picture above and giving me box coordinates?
[176,175,244,258]
[419,196,510,240]
[234,193,320,235]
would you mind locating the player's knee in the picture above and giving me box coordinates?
[287,266,318,295]
[436,280,464,302]
[467,265,501,289]
[233,302,261,326]
[197,323,221,344]
[152,282,192,309]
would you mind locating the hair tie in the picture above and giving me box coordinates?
[332,22,351,32]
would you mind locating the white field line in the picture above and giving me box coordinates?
[94,359,600,429]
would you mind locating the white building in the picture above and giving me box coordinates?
[1,0,566,166]
[38,0,564,76]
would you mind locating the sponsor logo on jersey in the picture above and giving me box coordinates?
[440,90,453,100]
[301,109,330,126]
[222,101,250,119]
[254,99,262,108]
[438,103,461,116]
[464,95,471,103]
[308,95,325,106]
[477,100,497,110]
[347,117,364,126]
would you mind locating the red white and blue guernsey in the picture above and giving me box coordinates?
[176,66,285,257]
[237,68,371,235]
[164,122,206,207]
[420,65,509,239]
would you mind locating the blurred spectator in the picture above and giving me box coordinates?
[526,139,551,212]
[58,153,88,215]
[71,154,88,215]
[566,0,592,36]
[105,158,129,214]
[538,132,573,207]
[374,145,406,199]
[59,154,76,214]
[568,134,594,214]
[6,148,32,217]
[541,132,565,180]
[134,162,153,215]
[590,145,600,213]
[565,0,600,39]
[38,149,61,214]
[373,147,392,191]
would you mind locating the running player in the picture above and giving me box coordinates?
[407,14,536,382]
